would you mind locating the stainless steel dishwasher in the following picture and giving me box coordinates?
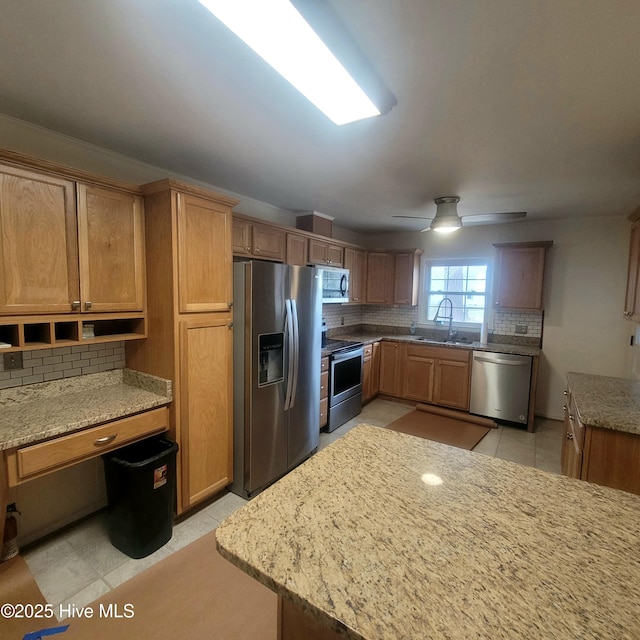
[469,351,532,424]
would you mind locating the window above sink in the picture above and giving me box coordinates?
[418,258,490,329]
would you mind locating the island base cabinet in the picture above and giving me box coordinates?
[278,596,342,640]
[582,427,640,494]
[179,315,233,509]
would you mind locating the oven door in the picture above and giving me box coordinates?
[329,347,363,407]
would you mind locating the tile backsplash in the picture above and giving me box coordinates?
[0,342,126,389]
[323,304,543,339]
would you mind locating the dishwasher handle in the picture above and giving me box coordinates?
[473,355,530,366]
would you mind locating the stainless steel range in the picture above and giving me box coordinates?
[323,338,364,432]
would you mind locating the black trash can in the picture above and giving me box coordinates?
[102,436,178,559]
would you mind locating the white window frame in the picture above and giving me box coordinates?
[417,257,492,329]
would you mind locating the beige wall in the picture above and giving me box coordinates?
[366,215,633,420]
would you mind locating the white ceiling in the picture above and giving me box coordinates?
[1,0,639,233]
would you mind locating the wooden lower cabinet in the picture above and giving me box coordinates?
[562,384,640,495]
[378,341,471,411]
[379,341,401,396]
[363,342,382,404]
[180,315,233,508]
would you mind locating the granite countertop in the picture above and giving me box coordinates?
[332,331,541,357]
[567,371,640,436]
[0,369,172,450]
[216,424,640,640]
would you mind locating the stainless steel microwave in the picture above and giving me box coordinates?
[319,266,350,304]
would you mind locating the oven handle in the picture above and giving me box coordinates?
[331,346,364,363]
[290,299,300,408]
[284,299,295,410]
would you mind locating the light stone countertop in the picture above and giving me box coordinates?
[0,369,172,450]
[216,424,640,640]
[327,332,540,357]
[567,371,640,435]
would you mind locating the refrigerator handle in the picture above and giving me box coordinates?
[290,299,300,408]
[284,299,295,410]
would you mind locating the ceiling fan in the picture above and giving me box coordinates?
[393,196,526,233]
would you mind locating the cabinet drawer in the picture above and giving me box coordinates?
[363,344,373,358]
[321,357,329,373]
[320,371,329,400]
[568,396,585,452]
[6,407,169,486]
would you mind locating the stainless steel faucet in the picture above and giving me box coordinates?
[432,297,456,340]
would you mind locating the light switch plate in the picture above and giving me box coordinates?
[3,352,23,371]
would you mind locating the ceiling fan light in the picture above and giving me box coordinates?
[431,196,462,232]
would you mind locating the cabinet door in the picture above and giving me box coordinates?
[308,240,344,266]
[379,341,400,396]
[362,354,372,403]
[366,252,393,303]
[0,165,79,315]
[232,219,252,256]
[252,223,285,261]
[327,243,344,267]
[180,315,233,508]
[393,252,419,305]
[403,346,434,402]
[344,248,367,303]
[286,233,308,266]
[177,193,232,313]
[77,184,145,313]
[433,358,470,409]
[371,342,381,397]
[493,245,548,310]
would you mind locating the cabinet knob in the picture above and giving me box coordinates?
[246,245,251,251]
[71,300,81,311]
[566,433,574,440]
[563,390,568,396]
[569,414,575,421]
[327,260,332,265]
[228,301,234,308]
[562,405,567,411]
[84,301,92,310]
[228,321,233,329]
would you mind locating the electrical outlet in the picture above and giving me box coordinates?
[3,352,23,371]
[515,324,528,335]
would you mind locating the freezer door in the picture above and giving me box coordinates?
[246,262,289,494]
[287,265,321,468]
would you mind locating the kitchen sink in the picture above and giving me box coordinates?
[409,336,471,346]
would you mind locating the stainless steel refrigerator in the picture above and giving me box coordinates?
[231,261,322,498]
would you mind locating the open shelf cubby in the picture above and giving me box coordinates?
[23,322,52,347]
[0,324,20,349]
[54,321,80,343]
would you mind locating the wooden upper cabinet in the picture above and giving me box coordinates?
[232,218,252,256]
[493,241,552,310]
[177,192,232,313]
[252,223,285,261]
[308,239,344,266]
[231,217,285,262]
[393,251,421,305]
[76,184,145,313]
[624,216,640,320]
[344,248,366,303]
[0,164,79,315]
[366,252,393,303]
[286,233,308,266]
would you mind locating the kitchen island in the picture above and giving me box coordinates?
[216,424,640,639]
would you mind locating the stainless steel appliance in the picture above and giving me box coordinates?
[324,338,364,432]
[320,266,350,303]
[469,351,532,424]
[231,261,322,498]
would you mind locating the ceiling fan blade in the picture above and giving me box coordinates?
[392,215,432,220]
[461,212,526,226]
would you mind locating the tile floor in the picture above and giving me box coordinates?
[22,398,563,617]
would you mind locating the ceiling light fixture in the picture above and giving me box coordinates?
[197,0,393,125]
[430,197,462,233]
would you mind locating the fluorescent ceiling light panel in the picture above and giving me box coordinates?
[198,0,381,125]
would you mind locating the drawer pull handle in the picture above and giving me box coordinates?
[94,434,117,446]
